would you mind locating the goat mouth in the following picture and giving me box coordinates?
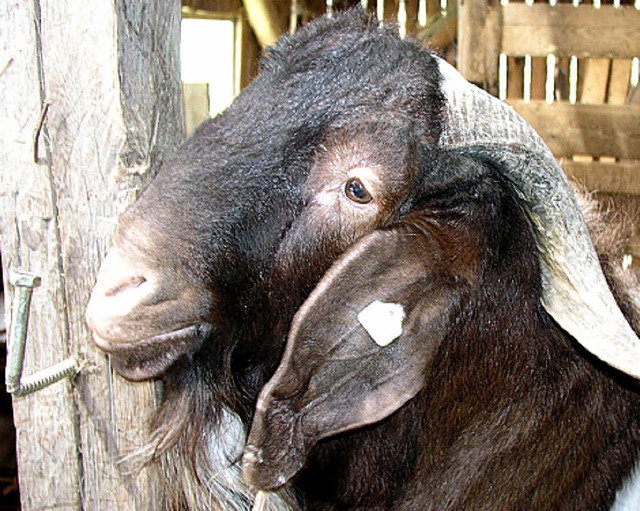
[93,323,212,381]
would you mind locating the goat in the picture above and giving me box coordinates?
[85,10,640,510]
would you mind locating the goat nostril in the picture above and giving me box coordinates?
[104,276,147,297]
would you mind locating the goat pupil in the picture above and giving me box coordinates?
[346,179,372,204]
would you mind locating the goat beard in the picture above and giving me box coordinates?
[118,363,301,511]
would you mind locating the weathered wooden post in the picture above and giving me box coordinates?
[0,1,183,508]
[457,0,502,96]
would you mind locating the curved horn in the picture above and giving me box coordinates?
[437,59,640,379]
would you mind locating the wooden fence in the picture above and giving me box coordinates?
[456,0,640,266]
[459,0,640,194]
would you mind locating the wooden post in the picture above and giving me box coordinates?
[0,1,183,509]
[243,0,290,47]
[237,13,261,90]
[457,0,502,96]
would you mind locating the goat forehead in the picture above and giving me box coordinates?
[118,15,444,276]
[152,21,443,201]
[234,25,442,134]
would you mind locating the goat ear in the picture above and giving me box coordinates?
[243,225,464,491]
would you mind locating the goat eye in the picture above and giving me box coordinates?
[344,178,372,204]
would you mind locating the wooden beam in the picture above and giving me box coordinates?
[415,4,458,52]
[580,58,611,104]
[502,4,640,59]
[509,100,640,160]
[242,0,289,48]
[563,161,640,196]
[237,12,261,89]
[608,59,633,106]
[182,0,243,18]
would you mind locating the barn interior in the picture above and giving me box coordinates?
[1,0,638,509]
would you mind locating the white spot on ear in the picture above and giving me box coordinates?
[357,301,405,347]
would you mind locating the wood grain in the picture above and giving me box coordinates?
[502,4,640,58]
[1,1,183,508]
[458,0,502,95]
[563,161,640,196]
[509,100,640,160]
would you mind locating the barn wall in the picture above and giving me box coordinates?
[457,0,640,265]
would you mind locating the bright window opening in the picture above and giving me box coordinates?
[181,18,236,134]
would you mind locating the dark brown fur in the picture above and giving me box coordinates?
[285,157,640,510]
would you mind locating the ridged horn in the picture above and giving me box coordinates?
[437,59,640,379]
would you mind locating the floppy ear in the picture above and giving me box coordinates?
[242,222,467,491]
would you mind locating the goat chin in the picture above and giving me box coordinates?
[120,404,298,511]
[166,407,298,511]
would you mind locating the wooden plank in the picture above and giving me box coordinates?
[563,161,640,195]
[530,56,547,101]
[51,1,183,505]
[507,56,524,100]
[580,58,611,104]
[383,0,397,23]
[608,59,632,105]
[502,4,640,58]
[1,1,184,508]
[183,83,210,136]
[555,57,571,102]
[243,0,290,47]
[458,0,502,96]
[0,3,82,508]
[509,100,640,159]
[405,0,420,36]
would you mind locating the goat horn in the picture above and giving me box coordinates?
[437,59,640,379]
